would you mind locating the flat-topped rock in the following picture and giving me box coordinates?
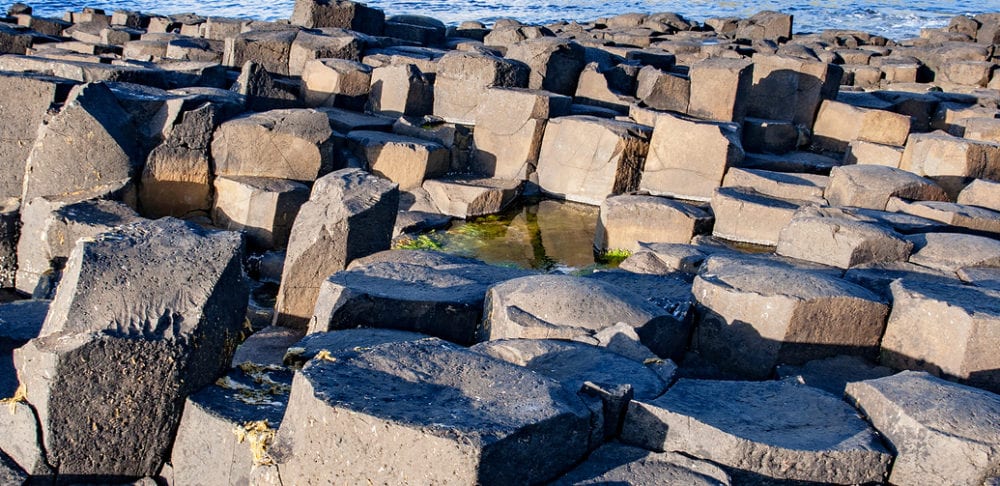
[347,130,449,190]
[433,50,528,124]
[693,254,889,378]
[738,150,843,174]
[595,195,712,252]
[270,338,594,484]
[881,279,1000,393]
[483,274,691,360]
[776,355,894,396]
[958,266,1000,290]
[421,176,521,218]
[273,168,398,329]
[281,328,427,368]
[812,99,911,153]
[886,198,1000,235]
[825,164,950,210]
[908,232,1000,272]
[618,242,734,275]
[710,186,807,246]
[846,371,1000,486]
[212,109,339,182]
[622,379,892,484]
[310,250,530,345]
[957,178,1000,211]
[776,206,914,269]
[550,442,731,486]
[212,176,311,250]
[844,261,960,301]
[901,131,1000,195]
[721,167,827,204]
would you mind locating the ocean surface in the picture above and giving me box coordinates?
[22,0,1000,41]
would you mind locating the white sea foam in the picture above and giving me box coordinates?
[24,0,1000,41]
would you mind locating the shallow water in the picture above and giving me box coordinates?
[402,199,610,272]
[23,0,1000,40]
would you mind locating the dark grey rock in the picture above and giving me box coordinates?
[230,325,305,368]
[13,218,249,478]
[776,355,894,397]
[0,200,18,288]
[273,169,398,329]
[550,442,730,486]
[844,261,960,302]
[623,379,892,484]
[0,449,27,485]
[270,338,594,484]
[483,274,692,360]
[310,250,529,345]
[846,371,1000,485]
[281,328,427,368]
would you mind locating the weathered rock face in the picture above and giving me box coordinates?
[687,57,753,122]
[433,51,529,124]
[550,443,731,486]
[273,169,398,329]
[908,232,1000,272]
[483,274,691,360]
[471,87,572,180]
[13,218,249,479]
[0,72,75,200]
[347,130,449,190]
[635,65,690,113]
[224,28,301,76]
[366,63,433,117]
[748,53,842,125]
[15,197,143,297]
[0,200,18,288]
[289,0,385,35]
[536,116,651,205]
[212,109,339,182]
[880,279,1000,393]
[776,207,914,269]
[270,337,595,484]
[595,195,712,252]
[504,37,586,96]
[212,176,311,249]
[231,60,300,112]
[710,186,806,246]
[288,28,363,76]
[310,250,529,345]
[846,371,1000,486]
[845,139,905,168]
[623,379,892,484]
[22,82,143,204]
[957,179,1000,212]
[811,99,911,153]
[639,111,744,201]
[139,102,219,218]
[824,164,950,211]
[692,255,890,378]
[901,131,1000,195]
[300,58,371,110]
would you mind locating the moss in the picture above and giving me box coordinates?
[595,248,632,265]
[233,420,276,466]
[392,233,444,251]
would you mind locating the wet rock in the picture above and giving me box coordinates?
[687,57,753,123]
[824,164,949,211]
[170,363,292,486]
[422,176,521,219]
[880,279,1000,393]
[289,0,385,35]
[366,64,433,117]
[721,167,827,204]
[310,250,528,344]
[536,115,651,205]
[300,58,371,110]
[212,109,338,182]
[776,355,893,396]
[639,111,744,201]
[550,442,731,486]
[433,51,529,124]
[595,195,712,252]
[22,83,142,204]
[776,207,914,269]
[845,371,1000,485]
[273,168,398,329]
[271,338,594,484]
[347,130,449,190]
[692,254,889,378]
[13,218,249,479]
[957,178,1000,212]
[0,72,75,200]
[212,176,311,250]
[908,232,1000,272]
[483,274,691,360]
[15,197,142,298]
[471,87,572,180]
[504,37,587,96]
[812,99,911,153]
[623,378,891,483]
[710,186,806,246]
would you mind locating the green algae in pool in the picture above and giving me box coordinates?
[399,199,613,272]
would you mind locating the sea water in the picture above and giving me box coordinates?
[23,0,1000,41]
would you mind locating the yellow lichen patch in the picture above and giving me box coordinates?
[0,383,27,415]
[643,358,664,366]
[233,420,276,466]
[314,350,337,362]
